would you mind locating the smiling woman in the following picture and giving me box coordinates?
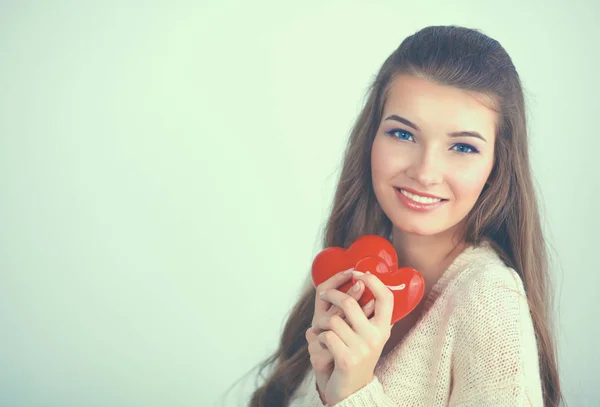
[248,25,563,407]
[372,74,497,236]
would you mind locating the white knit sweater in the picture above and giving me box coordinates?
[289,241,544,406]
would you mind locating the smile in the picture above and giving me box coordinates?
[398,188,444,203]
[394,188,448,213]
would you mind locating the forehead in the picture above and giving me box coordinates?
[382,74,499,137]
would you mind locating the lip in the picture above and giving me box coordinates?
[394,188,448,213]
[396,186,446,200]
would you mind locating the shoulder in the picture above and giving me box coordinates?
[446,242,543,405]
[445,241,535,346]
[450,240,527,301]
[444,241,531,330]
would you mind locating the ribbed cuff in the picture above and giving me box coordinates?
[305,372,327,407]
[329,376,390,407]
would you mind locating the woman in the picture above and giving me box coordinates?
[248,25,562,406]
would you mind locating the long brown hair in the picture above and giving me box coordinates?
[248,25,563,406]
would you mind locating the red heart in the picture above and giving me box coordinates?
[311,235,398,291]
[311,234,425,325]
[352,256,425,324]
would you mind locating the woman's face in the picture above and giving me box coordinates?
[371,74,497,237]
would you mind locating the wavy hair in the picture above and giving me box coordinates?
[247,25,563,406]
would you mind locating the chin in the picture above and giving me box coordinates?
[394,221,445,236]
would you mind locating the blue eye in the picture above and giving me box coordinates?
[452,143,479,154]
[387,128,414,142]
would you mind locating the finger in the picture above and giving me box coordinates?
[318,330,348,368]
[319,287,370,337]
[356,272,394,327]
[313,279,365,334]
[314,269,354,315]
[326,314,365,349]
[361,297,376,319]
[332,279,365,315]
[306,326,318,343]
[346,279,366,304]
[306,328,334,372]
[306,327,328,351]
[351,280,376,318]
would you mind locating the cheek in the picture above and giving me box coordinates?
[370,137,388,177]
[451,160,493,200]
[371,136,406,177]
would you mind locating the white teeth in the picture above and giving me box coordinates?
[400,189,442,204]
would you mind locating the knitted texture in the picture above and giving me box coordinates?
[289,241,543,406]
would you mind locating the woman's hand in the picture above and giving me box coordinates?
[315,271,394,405]
[305,269,375,404]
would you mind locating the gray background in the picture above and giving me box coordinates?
[1,0,598,406]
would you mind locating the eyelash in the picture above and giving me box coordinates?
[385,128,480,154]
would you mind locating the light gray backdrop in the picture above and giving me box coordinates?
[1,0,597,406]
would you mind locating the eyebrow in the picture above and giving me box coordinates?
[384,114,487,142]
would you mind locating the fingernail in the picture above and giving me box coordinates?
[343,268,354,275]
[353,271,365,277]
[319,290,327,297]
[351,281,361,292]
[365,299,375,308]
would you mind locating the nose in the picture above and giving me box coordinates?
[406,147,444,187]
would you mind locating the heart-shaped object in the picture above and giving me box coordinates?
[311,235,398,293]
[311,234,425,325]
[352,256,425,324]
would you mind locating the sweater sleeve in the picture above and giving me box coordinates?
[288,370,326,407]
[449,266,544,407]
[289,370,396,407]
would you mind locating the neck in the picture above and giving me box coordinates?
[390,224,467,295]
